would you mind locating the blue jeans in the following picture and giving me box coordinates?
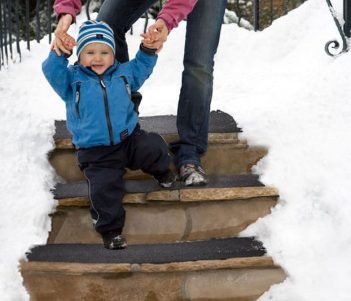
[98,0,227,168]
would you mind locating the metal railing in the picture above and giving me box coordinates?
[324,0,351,56]
[345,0,351,36]
[0,0,54,69]
[2,0,343,70]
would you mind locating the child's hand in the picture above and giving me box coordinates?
[141,19,169,54]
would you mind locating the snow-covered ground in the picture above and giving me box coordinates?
[0,0,350,300]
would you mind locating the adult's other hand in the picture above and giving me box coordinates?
[141,19,169,54]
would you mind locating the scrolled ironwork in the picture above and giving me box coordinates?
[325,40,347,56]
[325,0,349,56]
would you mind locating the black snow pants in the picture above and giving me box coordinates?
[76,127,170,235]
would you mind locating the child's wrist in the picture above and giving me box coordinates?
[140,43,157,55]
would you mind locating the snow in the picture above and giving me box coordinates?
[1,0,351,300]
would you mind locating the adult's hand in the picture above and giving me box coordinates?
[141,19,169,54]
[52,14,76,56]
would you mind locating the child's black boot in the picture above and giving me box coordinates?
[154,169,176,188]
[102,231,127,250]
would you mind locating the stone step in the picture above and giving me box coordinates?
[50,142,265,182]
[49,175,278,244]
[21,237,286,301]
[50,112,266,182]
[53,110,241,147]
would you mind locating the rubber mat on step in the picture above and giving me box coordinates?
[26,237,265,264]
[53,174,264,198]
[54,111,241,140]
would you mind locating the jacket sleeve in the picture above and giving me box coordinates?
[125,46,158,92]
[54,0,82,20]
[157,0,198,31]
[42,51,73,102]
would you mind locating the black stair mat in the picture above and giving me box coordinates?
[26,237,265,264]
[54,175,264,199]
[54,110,241,140]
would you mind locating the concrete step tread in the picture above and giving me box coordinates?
[54,175,278,205]
[22,240,285,301]
[55,175,278,205]
[54,110,241,141]
[26,237,265,265]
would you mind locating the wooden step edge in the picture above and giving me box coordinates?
[179,186,279,202]
[208,133,239,144]
[56,186,279,207]
[20,256,277,275]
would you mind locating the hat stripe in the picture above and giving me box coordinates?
[78,27,114,35]
[78,25,114,36]
[77,33,115,46]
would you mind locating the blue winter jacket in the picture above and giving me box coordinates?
[42,48,157,149]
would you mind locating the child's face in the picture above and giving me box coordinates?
[79,43,114,75]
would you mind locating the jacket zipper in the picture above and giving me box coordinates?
[99,76,114,145]
[120,76,131,99]
[75,82,81,118]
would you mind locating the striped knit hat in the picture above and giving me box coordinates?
[76,19,115,58]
